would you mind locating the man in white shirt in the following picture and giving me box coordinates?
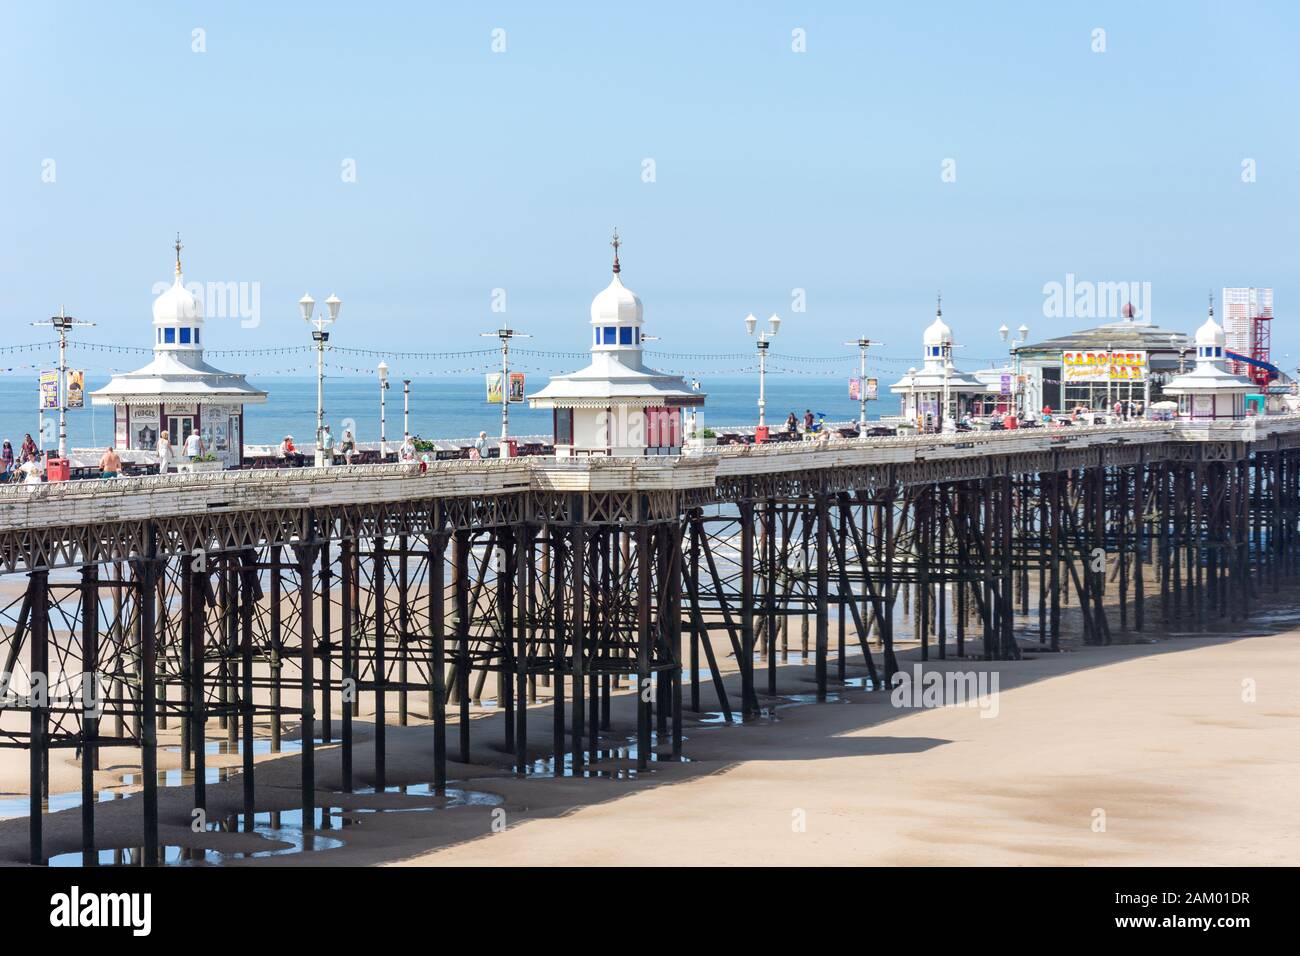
[184,430,204,462]
[399,435,416,462]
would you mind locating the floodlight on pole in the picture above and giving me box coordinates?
[481,324,532,444]
[32,306,95,458]
[746,312,780,427]
[843,336,884,434]
[301,292,340,465]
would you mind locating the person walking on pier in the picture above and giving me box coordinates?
[321,425,335,465]
[1,440,13,481]
[157,430,174,474]
[340,427,356,465]
[99,446,122,479]
[803,409,814,432]
[471,430,488,460]
[20,433,37,463]
[785,411,798,436]
[184,429,205,463]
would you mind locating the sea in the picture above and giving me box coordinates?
[0,373,904,450]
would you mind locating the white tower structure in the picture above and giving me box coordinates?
[91,236,267,467]
[528,232,704,457]
[1222,287,1273,376]
[1163,296,1254,421]
[889,297,983,429]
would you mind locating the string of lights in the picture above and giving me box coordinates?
[45,338,1006,376]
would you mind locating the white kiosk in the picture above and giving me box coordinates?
[529,235,704,457]
[91,238,267,467]
[890,301,985,429]
[1162,300,1254,421]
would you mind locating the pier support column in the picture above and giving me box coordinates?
[739,500,756,718]
[189,558,208,818]
[373,534,386,790]
[299,516,317,828]
[139,523,159,864]
[570,496,586,773]
[515,522,532,776]
[269,546,282,752]
[636,514,652,770]
[397,534,409,727]
[240,550,257,831]
[454,530,472,763]
[428,522,448,792]
[815,491,830,700]
[28,569,49,865]
[1134,457,1145,632]
[320,539,332,745]
[81,563,99,865]
[550,523,567,776]
[340,537,353,792]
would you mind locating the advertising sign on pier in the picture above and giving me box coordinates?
[1062,350,1148,382]
[39,370,58,409]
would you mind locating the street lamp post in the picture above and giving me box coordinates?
[843,336,883,434]
[403,379,411,442]
[745,313,781,428]
[480,324,531,446]
[300,292,341,466]
[32,307,95,458]
[998,322,1029,418]
[377,361,389,459]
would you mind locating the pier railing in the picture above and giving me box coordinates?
[6,416,1300,537]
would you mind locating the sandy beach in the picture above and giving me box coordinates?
[396,632,1300,867]
[3,599,1295,867]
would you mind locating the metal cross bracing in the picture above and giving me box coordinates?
[4,440,1300,865]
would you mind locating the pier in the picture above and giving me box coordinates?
[2,414,1298,865]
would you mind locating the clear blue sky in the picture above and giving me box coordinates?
[2,1,1297,373]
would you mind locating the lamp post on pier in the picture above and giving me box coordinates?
[843,336,883,435]
[745,313,780,428]
[481,324,531,445]
[998,322,1029,417]
[377,361,389,459]
[300,292,341,466]
[32,307,95,458]
[403,379,411,443]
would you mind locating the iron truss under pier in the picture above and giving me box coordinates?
[2,417,1300,864]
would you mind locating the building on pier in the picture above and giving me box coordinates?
[90,238,266,467]
[1014,306,1191,414]
[889,300,985,428]
[528,233,704,456]
[1162,300,1254,420]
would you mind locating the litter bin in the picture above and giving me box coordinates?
[504,439,518,458]
[45,456,70,482]
[754,425,770,444]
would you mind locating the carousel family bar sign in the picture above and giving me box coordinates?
[1061,349,1148,382]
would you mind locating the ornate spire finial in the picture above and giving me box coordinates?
[611,228,621,275]
[936,291,942,317]
[174,232,184,277]
[1208,289,1214,318]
